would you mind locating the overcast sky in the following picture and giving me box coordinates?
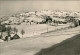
[0,0,80,18]
[0,0,80,1]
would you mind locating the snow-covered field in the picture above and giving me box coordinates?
[0,26,80,55]
[7,24,69,38]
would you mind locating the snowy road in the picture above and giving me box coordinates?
[0,26,80,55]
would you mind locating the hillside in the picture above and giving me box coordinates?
[35,34,80,55]
[0,10,80,25]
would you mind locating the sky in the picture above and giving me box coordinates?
[0,0,80,1]
[0,0,80,18]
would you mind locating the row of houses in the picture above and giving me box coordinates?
[1,10,80,25]
[0,33,20,42]
[4,34,20,41]
[0,16,68,25]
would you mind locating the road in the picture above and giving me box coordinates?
[0,26,80,55]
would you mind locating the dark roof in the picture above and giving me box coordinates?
[13,34,20,39]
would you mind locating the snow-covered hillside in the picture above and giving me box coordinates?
[0,10,80,25]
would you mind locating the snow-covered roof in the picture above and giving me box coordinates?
[75,18,80,20]
[2,21,9,24]
[0,39,4,42]
[27,17,43,22]
[52,17,65,21]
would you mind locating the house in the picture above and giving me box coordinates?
[12,34,20,39]
[1,21,9,25]
[26,16,43,24]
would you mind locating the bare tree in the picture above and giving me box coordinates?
[5,26,12,42]
[6,26,12,36]
[13,27,18,34]
[0,22,2,39]
[21,29,25,38]
[0,26,3,39]
[15,29,18,34]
